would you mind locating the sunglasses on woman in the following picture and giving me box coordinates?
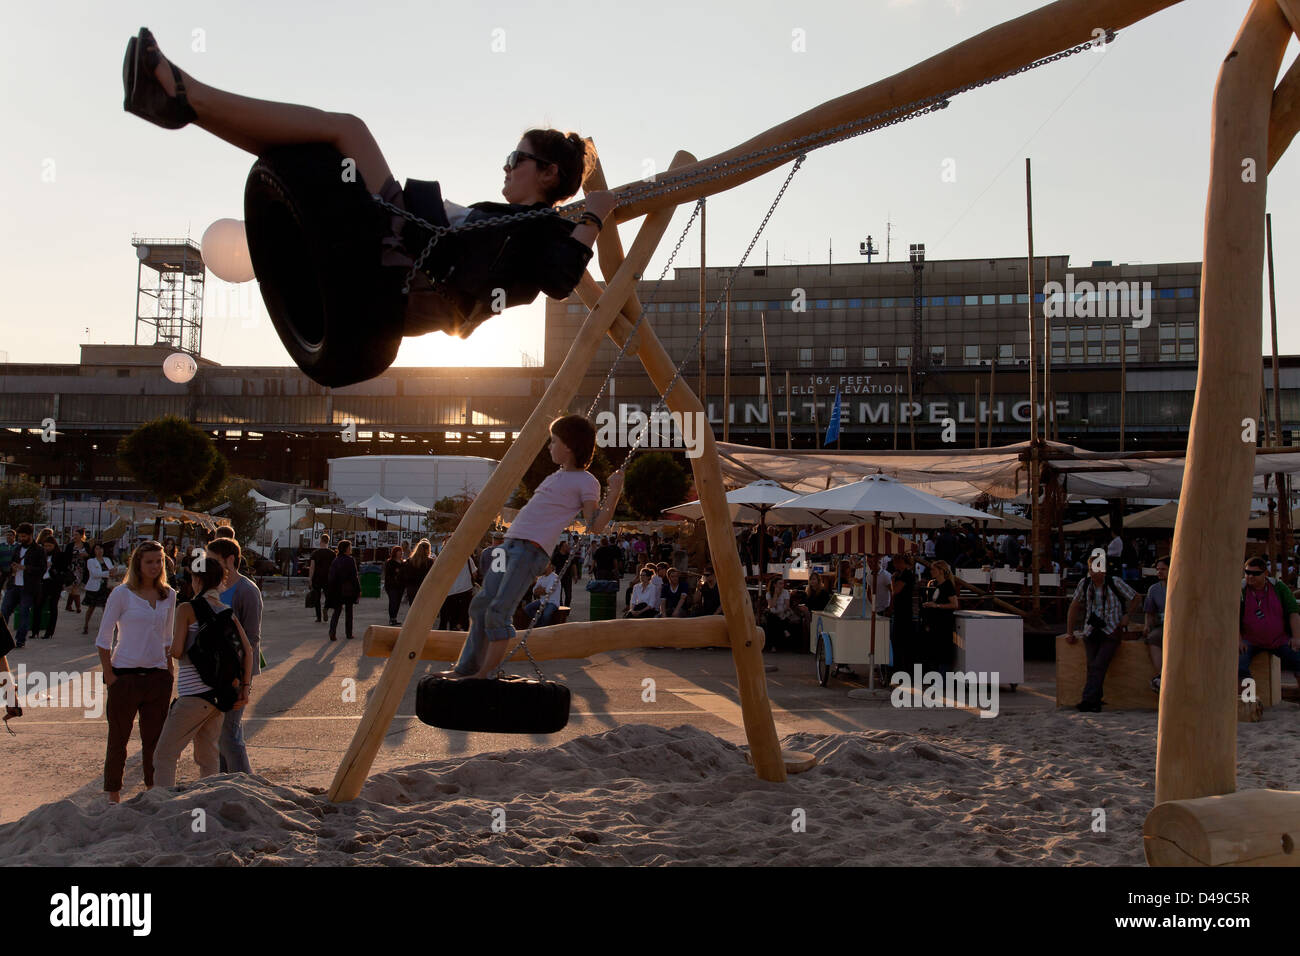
[505,149,554,170]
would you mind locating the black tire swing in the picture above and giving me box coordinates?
[243,143,407,388]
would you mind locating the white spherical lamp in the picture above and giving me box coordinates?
[201,218,255,283]
[163,351,198,384]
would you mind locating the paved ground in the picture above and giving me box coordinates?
[1,585,1061,824]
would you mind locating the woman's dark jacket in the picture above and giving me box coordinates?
[326,554,361,608]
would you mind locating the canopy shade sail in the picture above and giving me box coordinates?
[103,500,230,532]
[714,441,1300,503]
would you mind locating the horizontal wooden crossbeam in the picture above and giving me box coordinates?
[361,615,740,662]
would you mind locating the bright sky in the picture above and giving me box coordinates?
[1,0,1296,370]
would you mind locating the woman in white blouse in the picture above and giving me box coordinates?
[81,542,115,635]
[95,540,175,804]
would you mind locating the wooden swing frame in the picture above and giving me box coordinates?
[329,0,1300,867]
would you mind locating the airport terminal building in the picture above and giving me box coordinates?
[1,253,1295,499]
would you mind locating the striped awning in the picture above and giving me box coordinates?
[799,523,920,555]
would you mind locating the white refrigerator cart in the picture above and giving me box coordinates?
[810,592,891,686]
[953,609,1024,691]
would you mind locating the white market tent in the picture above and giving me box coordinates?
[348,492,403,519]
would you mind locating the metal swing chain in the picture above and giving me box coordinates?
[463,28,1116,681]
[506,152,805,678]
[372,28,1114,296]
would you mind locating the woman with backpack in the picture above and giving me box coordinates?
[153,558,252,788]
[325,539,362,641]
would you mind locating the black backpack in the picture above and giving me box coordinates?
[189,597,244,712]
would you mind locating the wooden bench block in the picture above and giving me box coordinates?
[1055,636,1283,710]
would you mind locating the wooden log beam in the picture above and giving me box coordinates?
[1144,789,1300,866]
[575,275,787,783]
[1156,0,1294,807]
[362,615,736,661]
[326,151,696,803]
[1268,55,1300,170]
[594,0,1186,223]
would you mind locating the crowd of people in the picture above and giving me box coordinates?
[0,525,265,803]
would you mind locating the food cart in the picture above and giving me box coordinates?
[810,591,892,686]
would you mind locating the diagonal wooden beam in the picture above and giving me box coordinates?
[1268,54,1300,170]
[1278,0,1300,33]
[326,151,696,803]
[575,272,787,782]
[574,0,1188,223]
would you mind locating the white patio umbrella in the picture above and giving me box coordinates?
[769,473,992,694]
[662,479,803,575]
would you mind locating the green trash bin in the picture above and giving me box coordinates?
[360,564,382,599]
[589,591,616,621]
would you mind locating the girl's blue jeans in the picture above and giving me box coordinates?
[453,537,550,676]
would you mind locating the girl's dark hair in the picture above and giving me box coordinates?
[389,545,404,560]
[192,559,225,596]
[522,129,597,204]
[338,539,352,555]
[550,415,596,469]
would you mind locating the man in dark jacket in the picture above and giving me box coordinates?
[307,534,335,624]
[0,524,45,647]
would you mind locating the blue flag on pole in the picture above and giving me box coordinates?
[824,388,842,446]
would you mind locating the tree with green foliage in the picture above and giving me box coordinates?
[0,479,47,529]
[193,476,262,546]
[118,417,225,538]
[622,452,689,520]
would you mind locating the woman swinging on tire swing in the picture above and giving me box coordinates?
[122,27,618,387]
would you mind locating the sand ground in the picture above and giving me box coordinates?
[2,586,1297,865]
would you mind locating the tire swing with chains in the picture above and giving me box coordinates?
[239,33,1104,390]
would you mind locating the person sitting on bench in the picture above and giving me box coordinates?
[626,568,661,618]
[522,563,562,628]
[1238,555,1300,692]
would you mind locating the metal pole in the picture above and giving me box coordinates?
[1267,213,1291,555]
[1026,158,1040,610]
[699,198,707,405]
[975,379,982,449]
[722,278,731,443]
[785,370,792,450]
[761,312,775,449]
[1043,256,1053,440]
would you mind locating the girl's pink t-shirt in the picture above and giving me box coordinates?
[506,469,601,551]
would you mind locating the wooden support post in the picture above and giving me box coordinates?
[1155,0,1293,808]
[326,151,696,803]
[573,296,788,783]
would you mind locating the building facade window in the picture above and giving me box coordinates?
[798,348,813,367]
[897,345,911,364]
[863,346,879,364]
[931,345,945,365]
[829,346,846,367]
[964,345,980,365]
